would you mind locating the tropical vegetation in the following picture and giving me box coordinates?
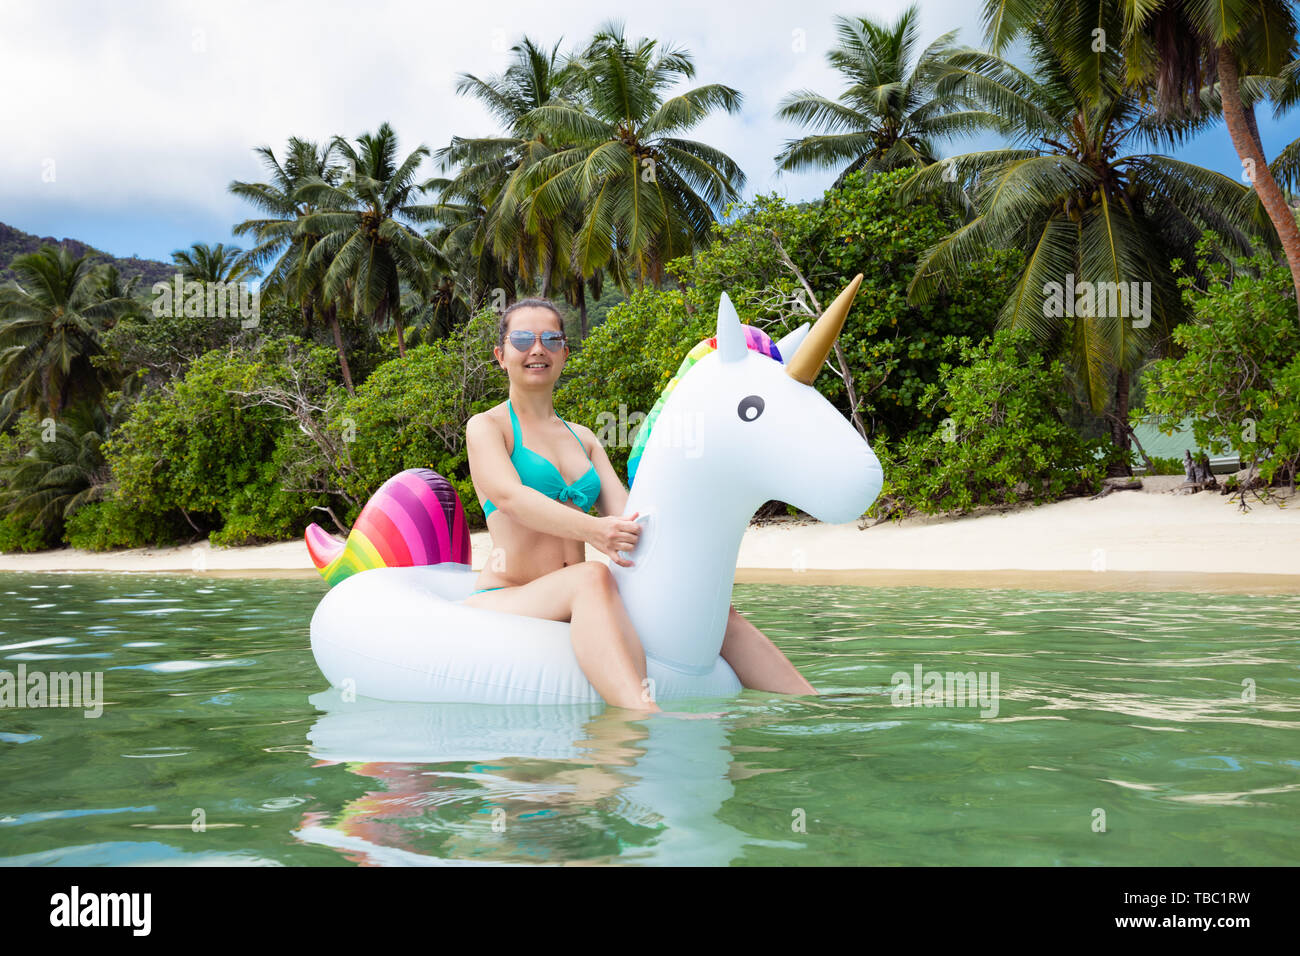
[2,10,1297,551]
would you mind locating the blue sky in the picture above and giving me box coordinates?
[1,0,1293,265]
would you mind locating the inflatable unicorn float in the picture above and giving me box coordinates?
[305,276,883,705]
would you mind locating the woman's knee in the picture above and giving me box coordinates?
[575,560,617,595]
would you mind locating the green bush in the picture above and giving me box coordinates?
[1140,236,1300,489]
[673,169,1022,441]
[1142,455,1185,476]
[557,287,714,481]
[103,336,338,546]
[0,410,65,551]
[873,328,1110,517]
[557,171,1021,483]
[334,307,506,523]
[0,510,58,552]
[815,169,1024,436]
[62,497,189,551]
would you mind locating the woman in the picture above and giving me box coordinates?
[462,298,818,713]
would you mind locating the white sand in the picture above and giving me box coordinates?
[1,479,1296,585]
[742,481,1300,575]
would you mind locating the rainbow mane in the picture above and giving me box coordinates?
[627,324,782,487]
[305,468,470,587]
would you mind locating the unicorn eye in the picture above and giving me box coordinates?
[737,395,765,422]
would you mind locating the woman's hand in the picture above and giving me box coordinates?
[587,512,643,567]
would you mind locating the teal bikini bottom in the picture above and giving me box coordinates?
[469,586,505,596]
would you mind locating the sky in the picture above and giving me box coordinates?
[1,0,1294,265]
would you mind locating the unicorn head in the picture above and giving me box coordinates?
[626,274,882,525]
[613,276,884,675]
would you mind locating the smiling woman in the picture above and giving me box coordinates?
[461,297,819,712]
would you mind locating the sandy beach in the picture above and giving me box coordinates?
[2,477,1296,591]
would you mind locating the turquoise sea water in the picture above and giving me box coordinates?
[0,571,1296,866]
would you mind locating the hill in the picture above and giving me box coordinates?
[0,221,174,288]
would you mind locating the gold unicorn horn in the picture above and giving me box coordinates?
[785,273,863,385]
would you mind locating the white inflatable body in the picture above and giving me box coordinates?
[309,280,884,705]
[310,563,743,704]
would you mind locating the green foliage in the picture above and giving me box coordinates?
[874,327,1110,517]
[557,287,715,481]
[0,413,60,551]
[62,498,188,551]
[0,246,130,418]
[672,169,1021,440]
[0,510,58,552]
[100,297,303,388]
[0,402,111,533]
[1143,455,1186,476]
[103,337,338,546]
[334,307,506,522]
[817,170,1023,435]
[481,23,745,288]
[1140,236,1300,488]
[559,169,1021,485]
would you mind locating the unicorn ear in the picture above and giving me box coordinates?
[715,292,748,363]
[775,322,811,360]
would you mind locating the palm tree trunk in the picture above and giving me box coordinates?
[1109,367,1132,476]
[578,280,588,341]
[1219,50,1300,311]
[1243,101,1264,156]
[391,294,406,357]
[326,303,354,394]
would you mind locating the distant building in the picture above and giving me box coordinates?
[1131,418,1241,475]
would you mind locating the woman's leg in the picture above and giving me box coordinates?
[719,604,818,695]
[461,562,658,712]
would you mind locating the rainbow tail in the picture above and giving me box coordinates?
[305,468,471,587]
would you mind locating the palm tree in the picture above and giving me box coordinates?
[774,6,1000,185]
[901,15,1269,466]
[423,176,518,309]
[229,137,357,391]
[170,242,254,284]
[521,21,746,298]
[0,400,111,531]
[982,0,1300,310]
[297,122,447,358]
[436,37,584,308]
[0,247,129,419]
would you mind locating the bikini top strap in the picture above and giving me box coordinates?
[506,399,522,451]
[560,417,591,461]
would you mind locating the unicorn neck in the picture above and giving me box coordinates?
[614,467,761,673]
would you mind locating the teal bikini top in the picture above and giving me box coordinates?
[482,400,601,517]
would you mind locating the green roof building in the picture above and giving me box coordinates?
[1130,418,1241,474]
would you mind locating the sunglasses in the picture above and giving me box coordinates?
[507,329,567,352]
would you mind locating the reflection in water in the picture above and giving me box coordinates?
[296,691,798,865]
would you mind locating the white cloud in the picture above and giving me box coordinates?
[0,0,996,259]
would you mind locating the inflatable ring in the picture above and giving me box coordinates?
[306,278,883,705]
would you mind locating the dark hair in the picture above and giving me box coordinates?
[498,298,565,350]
